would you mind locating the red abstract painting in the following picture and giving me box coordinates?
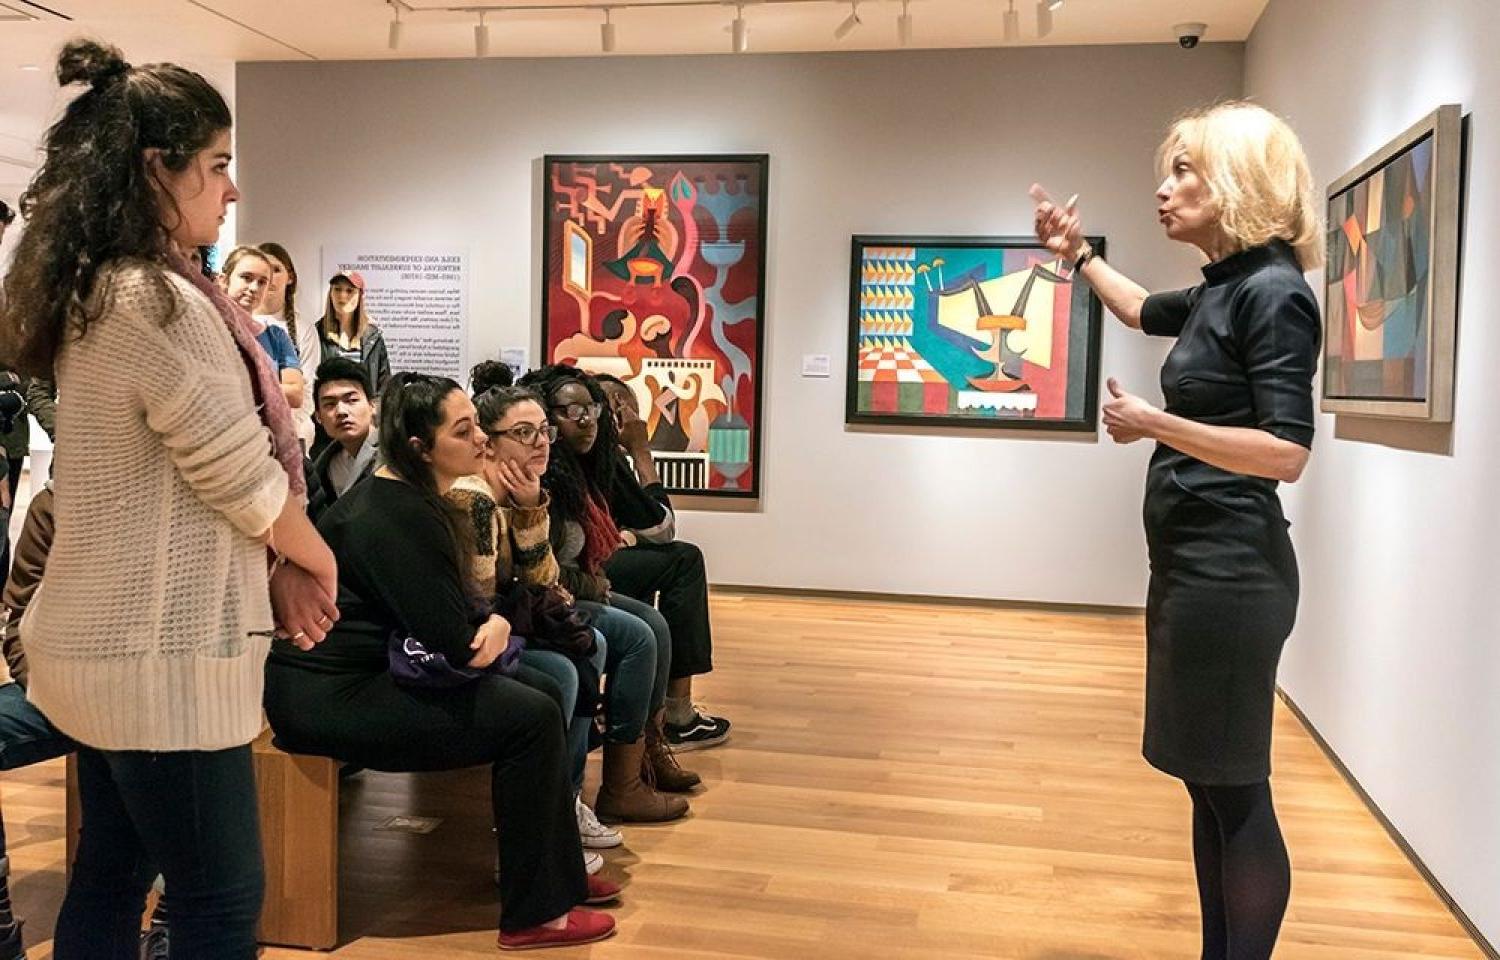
[542,155,769,496]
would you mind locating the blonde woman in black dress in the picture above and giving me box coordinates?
[1033,101,1322,960]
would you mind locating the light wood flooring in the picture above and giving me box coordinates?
[1,591,1485,958]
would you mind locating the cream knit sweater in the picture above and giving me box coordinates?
[21,261,290,751]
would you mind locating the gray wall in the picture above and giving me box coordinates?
[237,44,1243,605]
[1247,0,1499,946]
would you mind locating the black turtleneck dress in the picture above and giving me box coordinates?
[1136,239,1320,786]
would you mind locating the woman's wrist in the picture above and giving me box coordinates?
[1072,241,1096,271]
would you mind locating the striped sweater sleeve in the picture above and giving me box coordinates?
[504,494,560,587]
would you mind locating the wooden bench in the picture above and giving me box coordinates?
[65,729,342,950]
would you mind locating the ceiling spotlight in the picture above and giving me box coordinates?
[834,2,862,41]
[732,3,748,53]
[1048,0,1064,9]
[474,11,489,58]
[387,1,403,51]
[1036,0,1052,38]
[1003,0,1019,43]
[601,8,617,52]
[897,0,912,46]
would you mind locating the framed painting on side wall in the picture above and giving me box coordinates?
[844,235,1104,432]
[541,154,769,498]
[1322,103,1463,421]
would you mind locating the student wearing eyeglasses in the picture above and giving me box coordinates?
[518,364,703,814]
[450,383,686,830]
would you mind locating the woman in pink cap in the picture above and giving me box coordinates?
[317,269,390,396]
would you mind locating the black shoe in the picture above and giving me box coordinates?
[1,920,24,960]
[139,921,169,960]
[664,707,731,751]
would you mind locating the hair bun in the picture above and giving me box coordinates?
[56,39,131,90]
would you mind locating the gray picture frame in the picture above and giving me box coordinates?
[1321,104,1463,421]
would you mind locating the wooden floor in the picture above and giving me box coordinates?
[1,591,1484,958]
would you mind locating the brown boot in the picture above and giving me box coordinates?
[645,710,701,793]
[594,739,689,824]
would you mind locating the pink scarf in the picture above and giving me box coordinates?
[169,252,306,499]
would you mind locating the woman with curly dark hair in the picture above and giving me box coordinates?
[0,40,338,958]
[518,365,700,815]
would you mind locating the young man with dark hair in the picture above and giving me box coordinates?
[305,357,377,522]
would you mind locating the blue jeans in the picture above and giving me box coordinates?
[0,682,76,892]
[579,598,666,743]
[608,592,672,715]
[0,682,75,772]
[520,630,607,794]
[55,745,264,960]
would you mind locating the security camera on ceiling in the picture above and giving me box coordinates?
[1173,22,1207,49]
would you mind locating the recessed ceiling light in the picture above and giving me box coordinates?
[20,64,41,72]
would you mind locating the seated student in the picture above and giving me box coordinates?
[220,245,304,412]
[0,482,77,960]
[306,358,378,522]
[453,385,674,834]
[517,366,701,802]
[263,373,617,950]
[447,382,618,859]
[596,374,730,751]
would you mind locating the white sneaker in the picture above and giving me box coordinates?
[576,794,624,849]
[584,849,604,875]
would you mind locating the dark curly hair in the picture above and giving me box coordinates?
[469,359,514,397]
[516,364,620,524]
[0,39,232,377]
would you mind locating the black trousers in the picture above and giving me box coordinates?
[263,663,587,931]
[56,746,264,960]
[604,540,713,679]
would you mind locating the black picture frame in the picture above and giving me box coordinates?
[541,153,770,498]
[844,234,1104,433]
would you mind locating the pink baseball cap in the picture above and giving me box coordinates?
[329,270,366,291]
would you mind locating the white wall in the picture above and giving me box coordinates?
[238,45,1241,607]
[1246,0,1499,947]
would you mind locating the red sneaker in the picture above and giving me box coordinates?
[497,909,616,951]
[585,872,622,905]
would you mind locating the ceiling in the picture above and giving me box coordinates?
[1,0,1269,193]
[1,0,1271,63]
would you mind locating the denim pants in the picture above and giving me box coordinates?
[0,682,75,772]
[578,597,668,743]
[520,630,608,794]
[54,744,264,960]
[0,682,76,889]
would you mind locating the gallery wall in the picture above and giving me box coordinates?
[238,43,1242,607]
[1246,0,1499,947]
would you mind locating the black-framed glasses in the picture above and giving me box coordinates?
[549,401,602,424]
[487,422,558,447]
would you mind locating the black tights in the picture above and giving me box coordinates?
[1184,780,1290,960]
